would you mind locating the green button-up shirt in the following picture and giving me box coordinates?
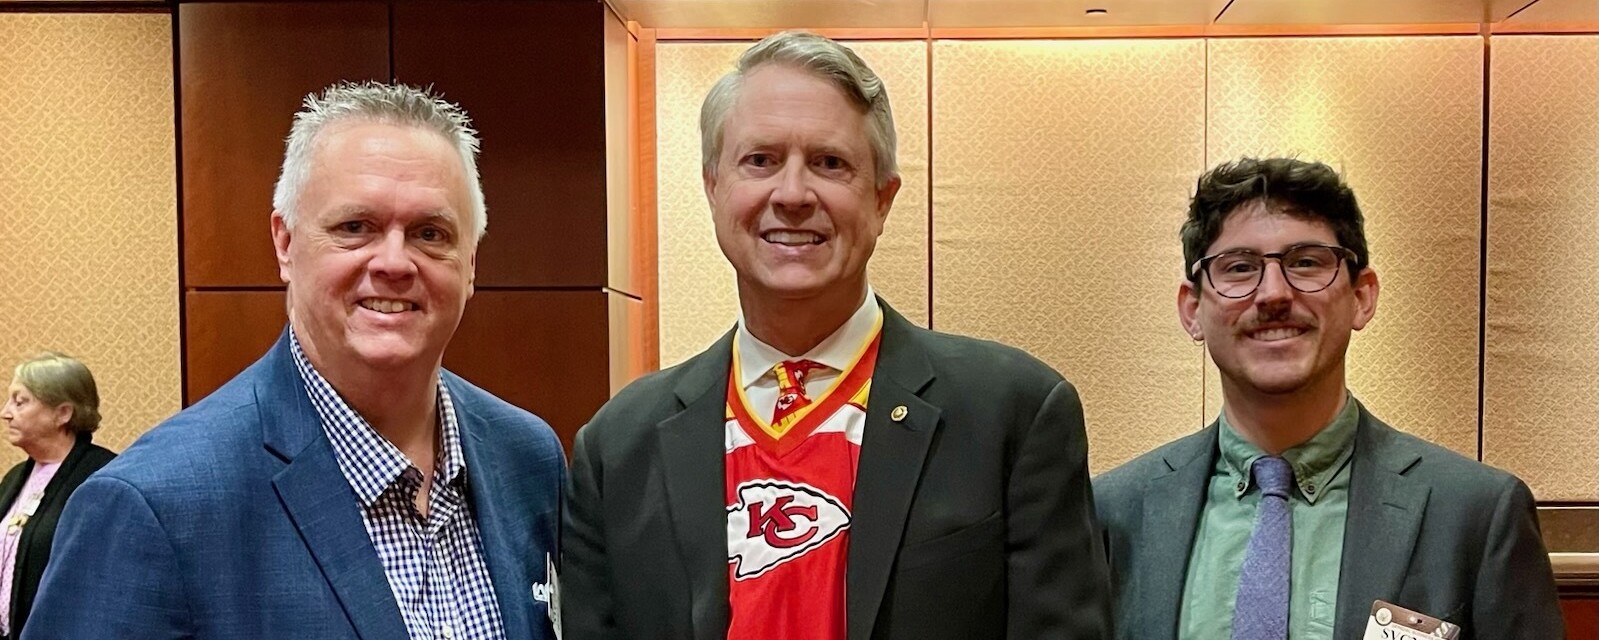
[1177,394,1359,640]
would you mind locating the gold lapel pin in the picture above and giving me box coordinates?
[890,405,908,422]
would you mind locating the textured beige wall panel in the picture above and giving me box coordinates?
[656,41,929,367]
[1484,36,1599,501]
[930,39,1209,474]
[1206,37,1484,460]
[0,14,178,465]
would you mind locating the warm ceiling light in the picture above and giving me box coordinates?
[1085,8,1108,16]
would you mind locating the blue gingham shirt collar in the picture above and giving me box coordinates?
[288,330,466,506]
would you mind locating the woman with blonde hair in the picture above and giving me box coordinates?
[0,352,115,640]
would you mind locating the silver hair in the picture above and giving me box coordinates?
[699,31,899,188]
[271,81,488,239]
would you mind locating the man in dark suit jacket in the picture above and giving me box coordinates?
[562,32,1111,640]
[25,81,564,640]
[1094,157,1561,639]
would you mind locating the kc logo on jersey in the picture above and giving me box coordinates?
[726,480,850,580]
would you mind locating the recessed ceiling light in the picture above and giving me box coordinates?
[1086,8,1109,15]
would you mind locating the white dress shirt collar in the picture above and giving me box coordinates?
[735,287,882,390]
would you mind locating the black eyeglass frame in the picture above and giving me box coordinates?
[1189,243,1361,299]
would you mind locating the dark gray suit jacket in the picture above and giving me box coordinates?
[562,301,1113,640]
[1093,402,1563,639]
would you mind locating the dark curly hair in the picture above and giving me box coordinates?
[1181,157,1369,284]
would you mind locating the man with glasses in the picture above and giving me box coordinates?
[1093,157,1561,639]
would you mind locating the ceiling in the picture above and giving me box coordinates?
[608,0,1591,29]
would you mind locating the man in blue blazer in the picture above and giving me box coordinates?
[25,82,564,640]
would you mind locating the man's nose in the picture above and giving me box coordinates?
[770,162,817,213]
[1253,259,1294,305]
[369,229,418,278]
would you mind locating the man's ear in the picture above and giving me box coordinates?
[702,168,718,209]
[1178,278,1204,341]
[874,175,902,224]
[1351,266,1380,331]
[271,212,293,284]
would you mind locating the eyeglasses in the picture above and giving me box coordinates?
[1190,244,1359,299]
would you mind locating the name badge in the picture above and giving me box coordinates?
[532,552,561,640]
[20,493,42,518]
[1362,600,1461,640]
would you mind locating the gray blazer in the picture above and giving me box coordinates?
[561,301,1113,640]
[1093,402,1563,639]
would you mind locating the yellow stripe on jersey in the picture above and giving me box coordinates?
[850,379,871,407]
[731,313,883,442]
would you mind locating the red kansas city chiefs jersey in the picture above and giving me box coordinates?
[723,323,881,640]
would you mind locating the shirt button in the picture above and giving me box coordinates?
[441,627,454,640]
[1305,483,1317,494]
[1235,481,1246,492]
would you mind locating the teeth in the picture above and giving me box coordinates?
[359,299,415,314]
[763,230,824,246]
[1252,327,1305,341]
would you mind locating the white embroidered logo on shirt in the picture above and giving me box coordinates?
[726,480,850,580]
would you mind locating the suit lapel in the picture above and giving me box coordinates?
[260,331,409,640]
[19,437,92,563]
[454,390,535,638]
[846,305,939,640]
[1135,426,1216,639]
[1333,410,1428,639]
[658,330,736,640]
[0,460,30,529]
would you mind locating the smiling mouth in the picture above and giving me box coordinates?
[1247,326,1308,342]
[762,230,825,246]
[358,298,418,314]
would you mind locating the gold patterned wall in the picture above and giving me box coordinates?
[1206,37,1485,459]
[930,39,1208,473]
[655,41,929,367]
[0,14,179,464]
[1483,35,1599,502]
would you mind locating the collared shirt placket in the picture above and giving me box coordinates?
[288,331,506,640]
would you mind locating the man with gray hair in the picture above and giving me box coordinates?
[562,32,1112,639]
[26,81,564,640]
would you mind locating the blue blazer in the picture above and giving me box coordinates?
[24,330,565,640]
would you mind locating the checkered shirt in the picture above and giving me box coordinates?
[290,332,506,640]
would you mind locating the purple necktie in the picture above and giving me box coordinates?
[1231,456,1294,640]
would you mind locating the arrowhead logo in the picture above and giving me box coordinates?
[726,480,850,580]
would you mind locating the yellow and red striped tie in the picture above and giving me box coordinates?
[770,359,824,431]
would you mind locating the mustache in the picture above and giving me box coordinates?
[1240,307,1316,332]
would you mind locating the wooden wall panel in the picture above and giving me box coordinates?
[179,1,389,287]
[930,39,1208,474]
[184,291,287,403]
[1206,36,1484,459]
[444,290,612,452]
[1484,35,1599,501]
[0,13,178,462]
[605,9,638,296]
[1563,599,1599,639]
[393,0,610,288]
[608,291,647,394]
